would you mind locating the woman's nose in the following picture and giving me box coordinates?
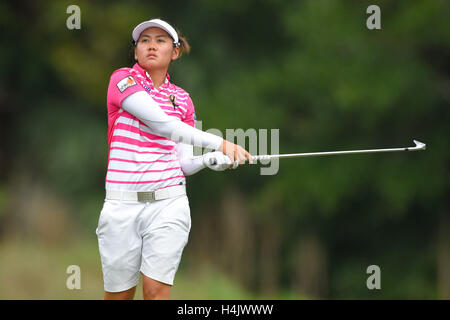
[148,40,157,50]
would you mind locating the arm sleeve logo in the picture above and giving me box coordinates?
[117,76,137,93]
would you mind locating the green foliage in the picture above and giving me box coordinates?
[0,0,448,299]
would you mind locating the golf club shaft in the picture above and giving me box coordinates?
[251,140,426,162]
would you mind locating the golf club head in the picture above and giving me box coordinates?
[413,140,426,150]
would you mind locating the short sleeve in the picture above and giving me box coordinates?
[183,96,196,127]
[107,69,145,109]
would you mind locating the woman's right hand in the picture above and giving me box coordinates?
[218,140,253,168]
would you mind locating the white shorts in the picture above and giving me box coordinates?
[95,194,191,293]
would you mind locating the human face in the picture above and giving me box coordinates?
[134,27,179,71]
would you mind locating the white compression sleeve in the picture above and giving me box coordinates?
[176,143,206,176]
[121,91,223,150]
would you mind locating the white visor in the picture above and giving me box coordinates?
[132,19,179,46]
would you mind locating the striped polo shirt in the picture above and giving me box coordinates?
[105,63,196,191]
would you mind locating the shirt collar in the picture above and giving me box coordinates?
[132,63,171,88]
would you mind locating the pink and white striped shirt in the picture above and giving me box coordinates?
[105,63,196,191]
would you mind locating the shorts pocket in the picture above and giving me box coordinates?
[96,200,116,237]
[170,195,190,229]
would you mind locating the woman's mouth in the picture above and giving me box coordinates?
[146,54,157,59]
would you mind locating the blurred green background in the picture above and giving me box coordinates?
[0,0,449,299]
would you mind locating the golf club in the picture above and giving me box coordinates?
[210,139,426,165]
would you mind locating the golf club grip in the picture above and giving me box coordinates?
[210,156,262,165]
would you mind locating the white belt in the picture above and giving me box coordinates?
[105,185,186,202]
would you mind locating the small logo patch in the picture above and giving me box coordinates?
[117,76,136,93]
[169,94,179,110]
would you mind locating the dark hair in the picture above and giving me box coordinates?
[128,40,137,65]
[176,29,191,57]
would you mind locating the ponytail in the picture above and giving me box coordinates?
[175,29,191,57]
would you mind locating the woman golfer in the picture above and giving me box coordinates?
[96,18,252,300]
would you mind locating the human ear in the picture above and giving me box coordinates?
[171,47,180,61]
